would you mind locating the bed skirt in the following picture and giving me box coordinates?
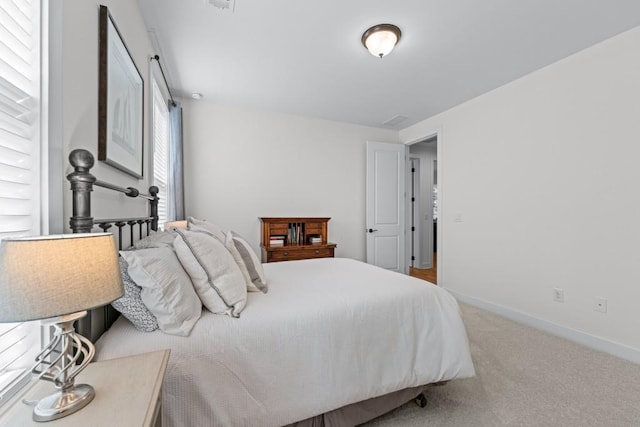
[287,385,426,427]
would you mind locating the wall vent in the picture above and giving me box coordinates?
[382,115,407,127]
[208,0,236,11]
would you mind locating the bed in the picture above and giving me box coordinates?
[67,149,475,426]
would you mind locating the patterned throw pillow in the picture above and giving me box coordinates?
[111,257,159,332]
[120,246,202,337]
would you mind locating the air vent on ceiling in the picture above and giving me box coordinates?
[382,115,407,127]
[208,0,236,12]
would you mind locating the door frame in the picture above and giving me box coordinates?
[409,157,421,268]
[403,127,443,285]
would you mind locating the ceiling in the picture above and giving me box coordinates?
[137,0,640,130]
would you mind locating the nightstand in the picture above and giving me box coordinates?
[0,350,169,427]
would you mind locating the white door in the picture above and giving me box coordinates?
[366,141,406,273]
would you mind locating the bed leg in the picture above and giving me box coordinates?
[414,393,427,408]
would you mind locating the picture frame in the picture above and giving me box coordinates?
[98,5,144,178]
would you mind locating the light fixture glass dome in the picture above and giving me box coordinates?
[362,24,402,58]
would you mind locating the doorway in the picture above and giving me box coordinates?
[407,136,438,284]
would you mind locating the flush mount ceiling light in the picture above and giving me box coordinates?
[191,92,204,100]
[361,24,402,58]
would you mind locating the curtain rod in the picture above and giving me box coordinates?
[151,55,177,107]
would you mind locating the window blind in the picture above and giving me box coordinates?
[0,0,43,406]
[152,78,169,227]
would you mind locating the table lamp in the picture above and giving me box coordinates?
[0,233,123,422]
[163,220,187,231]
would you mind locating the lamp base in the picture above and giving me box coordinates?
[33,384,95,422]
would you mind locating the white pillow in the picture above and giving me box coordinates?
[132,230,177,249]
[173,229,248,317]
[231,231,268,293]
[120,247,201,336]
[187,216,225,242]
[186,223,259,292]
[221,231,260,292]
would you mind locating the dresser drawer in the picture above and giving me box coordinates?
[304,223,323,234]
[268,247,334,262]
[268,224,289,235]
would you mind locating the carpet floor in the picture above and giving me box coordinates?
[364,303,640,427]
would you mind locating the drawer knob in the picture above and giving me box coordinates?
[315,250,320,254]
[283,252,289,256]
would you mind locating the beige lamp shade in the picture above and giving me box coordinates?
[164,220,188,231]
[0,233,123,322]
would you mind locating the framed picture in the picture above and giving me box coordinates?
[98,5,144,178]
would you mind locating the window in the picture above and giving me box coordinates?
[0,0,45,405]
[151,77,170,227]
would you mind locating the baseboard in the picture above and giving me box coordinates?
[447,289,640,365]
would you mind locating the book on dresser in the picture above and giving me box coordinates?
[260,217,337,263]
[309,236,322,244]
[270,236,285,247]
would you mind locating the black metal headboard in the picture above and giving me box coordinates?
[67,149,159,343]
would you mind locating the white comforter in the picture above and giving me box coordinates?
[95,258,475,427]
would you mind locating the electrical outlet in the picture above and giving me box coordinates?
[553,288,564,303]
[594,297,607,313]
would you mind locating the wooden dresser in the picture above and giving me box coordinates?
[260,217,337,263]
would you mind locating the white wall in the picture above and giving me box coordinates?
[60,0,155,229]
[400,26,640,353]
[182,100,398,259]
